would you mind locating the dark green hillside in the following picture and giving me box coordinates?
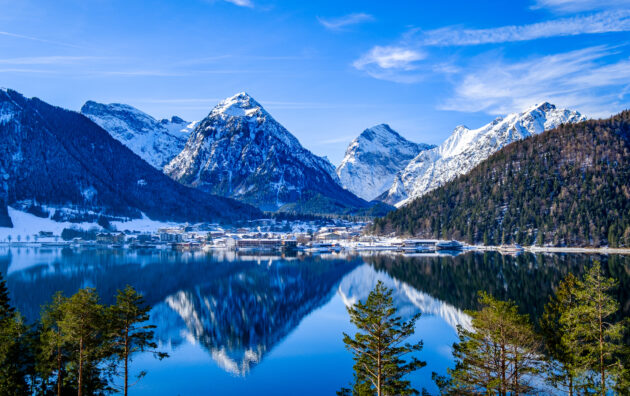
[0,89,260,224]
[372,111,630,247]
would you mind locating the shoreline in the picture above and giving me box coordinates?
[471,245,630,255]
[1,241,630,255]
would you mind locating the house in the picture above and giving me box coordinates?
[159,232,183,243]
[96,233,125,244]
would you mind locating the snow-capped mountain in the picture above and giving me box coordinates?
[382,102,586,207]
[0,88,259,225]
[336,124,435,201]
[165,92,368,213]
[81,101,197,169]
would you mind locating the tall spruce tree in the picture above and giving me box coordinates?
[540,273,583,395]
[436,292,541,395]
[561,262,627,395]
[340,281,425,396]
[38,291,69,396]
[59,288,108,396]
[108,285,167,396]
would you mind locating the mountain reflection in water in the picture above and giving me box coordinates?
[1,247,628,388]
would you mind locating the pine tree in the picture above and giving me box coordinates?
[341,281,426,396]
[561,262,627,394]
[0,273,28,395]
[108,285,168,396]
[59,288,107,396]
[437,292,541,395]
[38,292,69,396]
[540,273,582,395]
[0,274,14,321]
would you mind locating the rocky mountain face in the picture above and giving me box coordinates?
[382,103,586,207]
[0,88,259,225]
[165,92,370,214]
[81,101,197,169]
[336,124,434,201]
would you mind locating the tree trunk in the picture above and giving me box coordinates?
[513,347,519,396]
[500,327,506,396]
[377,346,381,396]
[78,337,83,396]
[124,327,129,396]
[569,374,573,396]
[598,282,605,395]
[57,343,62,396]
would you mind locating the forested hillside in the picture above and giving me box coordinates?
[371,111,630,247]
[0,89,260,224]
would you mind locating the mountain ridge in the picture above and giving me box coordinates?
[382,102,586,206]
[81,101,196,169]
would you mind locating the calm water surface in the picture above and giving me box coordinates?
[2,247,629,395]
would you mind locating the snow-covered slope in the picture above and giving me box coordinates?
[338,264,472,331]
[336,124,434,201]
[165,92,367,213]
[383,103,586,207]
[81,101,196,169]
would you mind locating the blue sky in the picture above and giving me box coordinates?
[1,0,629,164]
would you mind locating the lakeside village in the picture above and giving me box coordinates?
[0,216,536,255]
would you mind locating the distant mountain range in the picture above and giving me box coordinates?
[0,88,259,226]
[336,124,435,201]
[1,85,611,232]
[381,103,586,206]
[372,111,630,247]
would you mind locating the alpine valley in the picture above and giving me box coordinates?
[2,85,628,244]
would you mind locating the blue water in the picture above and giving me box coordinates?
[2,247,628,395]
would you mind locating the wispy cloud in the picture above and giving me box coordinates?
[96,70,187,77]
[0,56,109,65]
[318,13,374,31]
[353,10,630,83]
[440,46,630,117]
[420,10,630,46]
[224,0,253,8]
[353,46,427,83]
[354,46,426,70]
[0,31,81,48]
[531,0,630,12]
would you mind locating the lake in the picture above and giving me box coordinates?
[1,247,629,395]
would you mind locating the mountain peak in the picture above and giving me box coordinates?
[359,124,400,141]
[211,92,265,118]
[166,93,365,213]
[337,124,434,201]
[527,102,555,113]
